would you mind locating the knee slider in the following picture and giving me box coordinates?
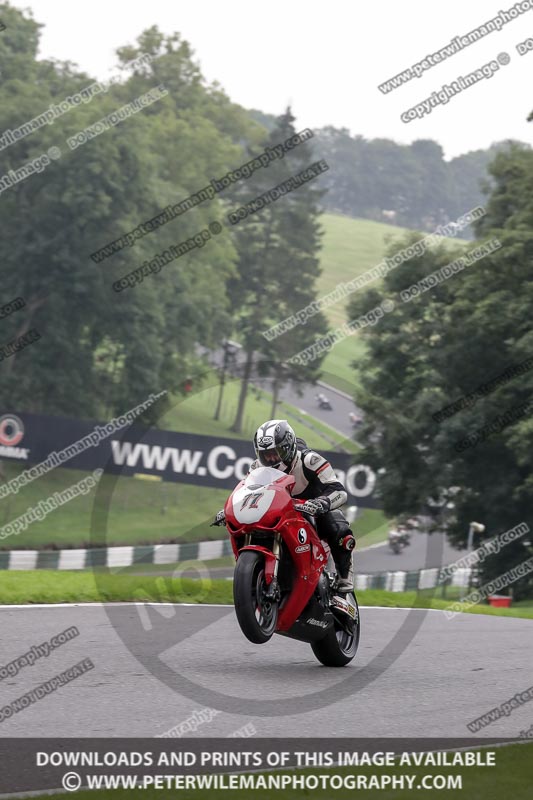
[339,533,356,551]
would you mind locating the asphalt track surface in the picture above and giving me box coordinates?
[272,380,357,440]
[0,603,530,738]
[355,531,461,573]
[207,344,359,440]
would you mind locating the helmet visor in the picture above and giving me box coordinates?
[257,447,283,467]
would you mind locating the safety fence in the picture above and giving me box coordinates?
[0,541,471,594]
[0,539,232,571]
[354,566,471,592]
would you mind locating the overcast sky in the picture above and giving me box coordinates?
[21,0,533,159]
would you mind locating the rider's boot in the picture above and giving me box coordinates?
[316,512,356,594]
[331,533,356,594]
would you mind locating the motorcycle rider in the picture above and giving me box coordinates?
[213,419,356,593]
[388,522,410,552]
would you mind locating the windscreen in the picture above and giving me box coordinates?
[243,466,285,488]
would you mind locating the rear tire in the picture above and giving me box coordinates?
[311,593,360,667]
[233,551,279,644]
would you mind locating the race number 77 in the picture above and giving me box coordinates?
[240,492,264,510]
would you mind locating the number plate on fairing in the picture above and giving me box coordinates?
[231,485,275,524]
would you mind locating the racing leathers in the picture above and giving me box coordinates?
[247,447,356,592]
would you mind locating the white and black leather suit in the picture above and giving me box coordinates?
[248,441,355,568]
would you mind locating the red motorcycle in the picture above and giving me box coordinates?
[223,465,360,667]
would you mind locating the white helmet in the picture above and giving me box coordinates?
[253,419,297,472]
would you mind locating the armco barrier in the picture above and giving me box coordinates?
[0,539,233,571]
[354,567,471,592]
[0,542,473,592]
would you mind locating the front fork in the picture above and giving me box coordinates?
[243,532,281,600]
[266,534,281,599]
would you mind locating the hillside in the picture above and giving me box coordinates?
[316,213,468,393]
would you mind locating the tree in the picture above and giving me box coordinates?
[0,7,256,422]
[222,108,329,433]
[344,142,533,598]
[314,126,531,231]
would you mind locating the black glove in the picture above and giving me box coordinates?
[295,496,331,516]
[210,509,226,527]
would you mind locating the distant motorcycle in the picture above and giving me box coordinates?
[316,393,332,410]
[349,412,363,428]
[388,527,411,554]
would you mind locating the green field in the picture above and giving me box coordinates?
[315,214,468,393]
[353,507,389,548]
[3,571,533,620]
[319,337,368,396]
[0,460,385,550]
[317,214,408,328]
[317,214,406,393]
[162,379,358,453]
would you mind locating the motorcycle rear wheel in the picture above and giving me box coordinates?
[233,551,279,644]
[311,592,360,667]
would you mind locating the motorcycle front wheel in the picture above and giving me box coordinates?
[233,551,279,644]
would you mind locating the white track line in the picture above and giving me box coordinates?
[0,602,452,612]
[316,380,354,402]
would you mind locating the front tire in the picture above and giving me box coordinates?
[233,551,279,644]
[311,593,360,667]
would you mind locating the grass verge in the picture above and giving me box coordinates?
[163,379,357,451]
[1,572,533,619]
[316,214,470,394]
[0,464,231,549]
[0,460,387,550]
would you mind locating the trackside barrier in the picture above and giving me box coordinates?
[0,542,473,592]
[354,567,471,592]
[0,539,233,571]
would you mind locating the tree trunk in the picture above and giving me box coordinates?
[270,376,280,418]
[231,348,253,433]
[4,294,47,376]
